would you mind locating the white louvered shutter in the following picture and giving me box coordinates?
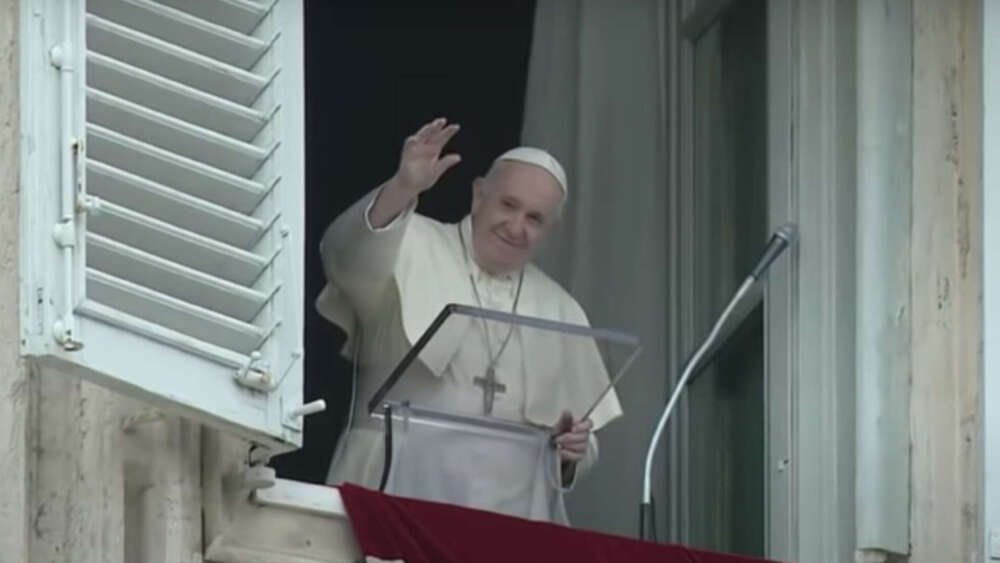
[20,0,309,453]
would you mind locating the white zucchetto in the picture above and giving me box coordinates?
[495,147,568,199]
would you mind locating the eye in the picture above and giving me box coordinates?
[528,213,544,225]
[501,199,516,209]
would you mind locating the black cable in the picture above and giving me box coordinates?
[649,496,658,542]
[378,405,393,492]
[638,496,658,542]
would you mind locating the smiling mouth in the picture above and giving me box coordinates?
[494,232,526,248]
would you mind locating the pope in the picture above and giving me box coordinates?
[317,118,622,523]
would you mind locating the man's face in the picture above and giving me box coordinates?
[470,161,563,276]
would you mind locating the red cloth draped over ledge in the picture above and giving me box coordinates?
[338,484,775,563]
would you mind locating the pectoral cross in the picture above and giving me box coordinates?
[473,367,506,415]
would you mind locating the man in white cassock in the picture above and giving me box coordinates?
[316,118,622,524]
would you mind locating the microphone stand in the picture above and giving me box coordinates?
[639,224,796,541]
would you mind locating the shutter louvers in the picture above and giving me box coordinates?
[21,0,306,451]
[83,0,291,370]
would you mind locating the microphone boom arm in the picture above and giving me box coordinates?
[639,223,796,541]
[641,275,755,505]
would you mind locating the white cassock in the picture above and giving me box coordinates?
[316,187,623,523]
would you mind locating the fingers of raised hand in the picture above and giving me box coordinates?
[430,123,460,147]
[414,117,446,142]
[434,153,462,176]
[405,119,458,156]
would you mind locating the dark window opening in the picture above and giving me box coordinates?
[271,1,537,483]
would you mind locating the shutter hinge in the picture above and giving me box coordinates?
[52,218,82,351]
[234,351,271,390]
[233,347,303,392]
[48,43,69,71]
[243,444,275,490]
[52,219,75,248]
[53,315,82,351]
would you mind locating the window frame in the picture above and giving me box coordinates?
[982,0,1000,558]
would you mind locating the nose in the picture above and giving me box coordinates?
[508,214,528,241]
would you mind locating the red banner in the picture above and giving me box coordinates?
[338,484,775,563]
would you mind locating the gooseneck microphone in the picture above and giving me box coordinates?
[639,223,798,541]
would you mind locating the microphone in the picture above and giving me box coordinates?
[638,223,798,541]
[750,223,797,280]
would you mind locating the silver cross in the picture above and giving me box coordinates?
[473,367,507,415]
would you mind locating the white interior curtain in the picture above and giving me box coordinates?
[521,0,671,538]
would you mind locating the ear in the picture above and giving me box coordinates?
[471,177,486,214]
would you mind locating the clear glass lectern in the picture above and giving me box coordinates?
[365,303,641,522]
